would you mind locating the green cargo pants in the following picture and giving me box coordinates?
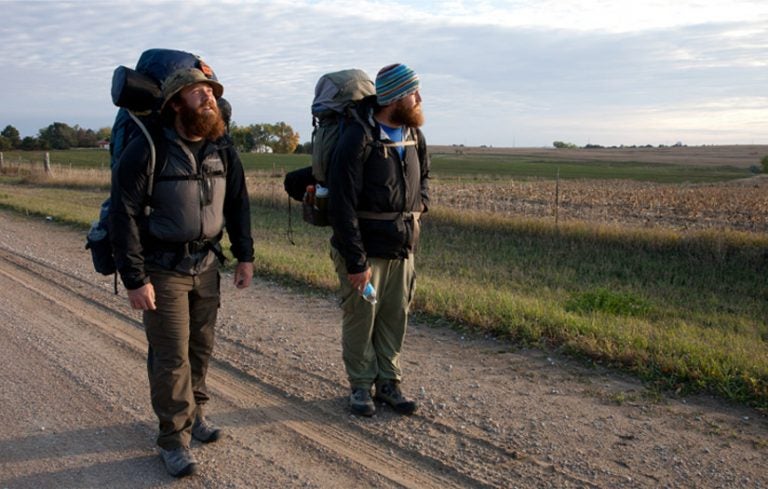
[331,246,416,390]
[143,266,220,450]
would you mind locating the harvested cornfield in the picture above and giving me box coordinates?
[429,176,768,233]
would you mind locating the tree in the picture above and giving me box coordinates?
[38,122,77,150]
[294,141,312,154]
[1,125,21,148]
[249,124,272,150]
[761,155,768,173]
[75,126,99,148]
[553,141,577,149]
[229,122,299,154]
[20,136,40,150]
[230,124,256,153]
[0,135,11,151]
[269,121,300,154]
[96,127,111,142]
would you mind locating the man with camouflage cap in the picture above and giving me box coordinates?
[110,65,254,477]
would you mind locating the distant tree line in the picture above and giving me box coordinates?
[1,123,111,151]
[1,120,306,155]
[553,140,688,149]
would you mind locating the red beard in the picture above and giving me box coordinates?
[390,100,424,128]
[178,101,226,141]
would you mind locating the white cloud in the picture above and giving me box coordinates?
[1,0,767,146]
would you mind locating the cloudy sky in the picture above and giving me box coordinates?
[2,0,767,147]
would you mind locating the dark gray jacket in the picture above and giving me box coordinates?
[329,105,430,274]
[110,127,254,289]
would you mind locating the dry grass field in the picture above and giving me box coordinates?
[430,144,768,168]
[429,176,768,233]
[421,144,768,233]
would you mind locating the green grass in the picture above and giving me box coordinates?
[0,149,312,175]
[565,288,652,316]
[1,168,767,409]
[429,153,750,183]
[239,152,311,173]
[1,149,112,170]
[2,149,751,183]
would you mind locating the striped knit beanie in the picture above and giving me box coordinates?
[375,63,420,106]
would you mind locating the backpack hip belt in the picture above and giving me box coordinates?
[356,211,421,221]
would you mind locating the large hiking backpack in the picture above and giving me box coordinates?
[85,49,221,288]
[283,69,375,226]
[311,69,375,184]
[284,68,422,229]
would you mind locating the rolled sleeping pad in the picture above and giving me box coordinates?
[111,66,161,111]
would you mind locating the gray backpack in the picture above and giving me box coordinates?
[283,68,419,229]
[310,69,375,184]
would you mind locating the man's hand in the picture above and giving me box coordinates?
[234,261,254,289]
[128,283,156,310]
[348,268,372,293]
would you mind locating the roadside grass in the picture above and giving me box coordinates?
[0,182,106,226]
[1,169,767,409]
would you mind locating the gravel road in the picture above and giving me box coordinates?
[0,210,765,488]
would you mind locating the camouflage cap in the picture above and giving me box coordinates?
[160,67,223,111]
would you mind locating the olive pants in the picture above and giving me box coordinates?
[331,247,416,390]
[143,267,220,450]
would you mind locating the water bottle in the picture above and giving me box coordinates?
[304,184,315,205]
[314,184,329,226]
[361,282,377,304]
[314,184,328,211]
[87,220,108,241]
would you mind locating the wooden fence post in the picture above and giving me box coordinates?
[554,167,560,226]
[0,151,4,170]
[44,152,52,174]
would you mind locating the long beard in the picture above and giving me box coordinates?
[390,101,424,128]
[178,102,226,141]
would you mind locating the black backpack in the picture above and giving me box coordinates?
[86,49,223,290]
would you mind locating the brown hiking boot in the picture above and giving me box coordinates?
[375,381,418,415]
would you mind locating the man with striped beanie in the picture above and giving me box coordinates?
[328,63,430,417]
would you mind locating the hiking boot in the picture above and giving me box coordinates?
[192,415,222,443]
[375,381,418,415]
[159,446,198,478]
[349,387,376,417]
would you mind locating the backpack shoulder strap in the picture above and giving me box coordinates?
[126,111,159,217]
[346,105,376,162]
[217,139,231,174]
[410,127,423,157]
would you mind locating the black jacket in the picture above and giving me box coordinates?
[328,107,430,274]
[109,129,254,290]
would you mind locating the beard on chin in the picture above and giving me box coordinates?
[390,100,424,128]
[178,102,226,141]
